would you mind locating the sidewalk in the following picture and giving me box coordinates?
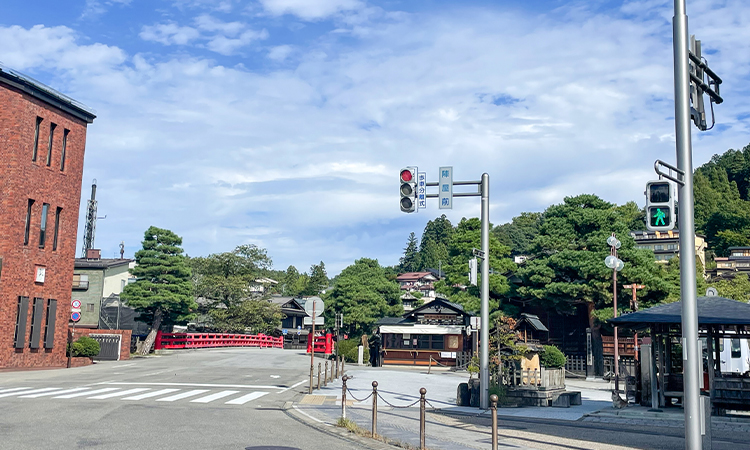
[288,367,633,450]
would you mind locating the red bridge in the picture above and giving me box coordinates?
[154,331,283,350]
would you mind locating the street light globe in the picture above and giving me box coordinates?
[616,259,625,272]
[614,240,621,249]
[605,255,618,269]
[606,236,618,247]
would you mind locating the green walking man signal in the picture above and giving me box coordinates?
[645,181,675,231]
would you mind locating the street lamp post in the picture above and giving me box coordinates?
[605,234,625,393]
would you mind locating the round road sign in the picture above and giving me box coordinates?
[71,312,81,322]
[303,296,325,317]
[71,299,81,309]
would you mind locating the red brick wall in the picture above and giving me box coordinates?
[0,80,90,368]
[73,328,132,361]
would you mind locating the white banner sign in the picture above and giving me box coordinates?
[439,166,453,209]
[303,317,324,325]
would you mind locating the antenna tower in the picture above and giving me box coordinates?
[81,180,98,257]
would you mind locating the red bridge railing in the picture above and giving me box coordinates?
[154,331,283,350]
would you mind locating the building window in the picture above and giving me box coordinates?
[29,297,44,349]
[24,199,34,245]
[14,297,30,349]
[52,207,62,251]
[39,203,49,248]
[667,244,678,250]
[72,274,89,290]
[655,245,664,250]
[731,339,742,359]
[87,303,95,312]
[43,299,57,349]
[46,123,56,166]
[32,117,42,161]
[60,129,69,171]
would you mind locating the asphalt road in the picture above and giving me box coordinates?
[0,348,361,450]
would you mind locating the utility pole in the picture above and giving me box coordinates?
[623,284,645,361]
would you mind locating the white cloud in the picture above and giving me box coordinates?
[3,2,750,274]
[140,22,201,45]
[258,0,364,20]
[207,29,269,55]
[194,14,245,36]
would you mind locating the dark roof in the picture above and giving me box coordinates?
[404,297,466,319]
[377,317,406,326]
[610,296,750,327]
[514,313,549,332]
[74,258,133,270]
[0,63,96,123]
[425,268,445,278]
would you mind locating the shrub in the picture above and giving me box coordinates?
[539,345,566,368]
[67,336,101,358]
[336,339,369,364]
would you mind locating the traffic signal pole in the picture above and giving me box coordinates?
[673,1,702,447]
[418,173,490,409]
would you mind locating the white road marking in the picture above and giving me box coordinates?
[89,388,150,399]
[277,379,308,394]
[114,363,136,368]
[55,388,119,399]
[21,387,90,398]
[225,391,268,405]
[101,382,285,390]
[0,387,31,394]
[190,390,239,403]
[156,389,209,402]
[0,387,60,398]
[270,375,280,378]
[123,389,179,400]
[292,405,331,426]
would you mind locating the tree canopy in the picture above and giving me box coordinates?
[324,258,402,337]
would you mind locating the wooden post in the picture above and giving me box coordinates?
[420,388,427,450]
[371,381,378,437]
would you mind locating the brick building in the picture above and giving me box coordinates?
[0,64,96,368]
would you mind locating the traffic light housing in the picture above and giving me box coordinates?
[645,180,675,231]
[400,167,417,213]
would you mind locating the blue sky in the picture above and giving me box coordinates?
[1,0,749,275]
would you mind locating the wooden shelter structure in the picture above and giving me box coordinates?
[610,296,750,412]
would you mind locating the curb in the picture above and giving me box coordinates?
[283,401,402,450]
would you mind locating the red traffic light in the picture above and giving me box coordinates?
[400,169,413,182]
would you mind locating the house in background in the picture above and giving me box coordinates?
[72,249,135,328]
[630,230,707,270]
[249,277,278,296]
[377,297,474,367]
[396,271,438,300]
[711,247,750,280]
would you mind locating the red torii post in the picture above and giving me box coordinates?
[623,284,645,361]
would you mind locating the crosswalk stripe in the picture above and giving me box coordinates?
[190,390,239,403]
[21,387,91,398]
[54,388,119,399]
[224,391,268,405]
[89,388,150,399]
[122,389,179,400]
[156,389,209,402]
[0,387,60,398]
[0,387,31,395]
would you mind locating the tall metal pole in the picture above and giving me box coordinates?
[479,173,490,409]
[613,259,620,394]
[673,1,702,447]
[309,301,316,394]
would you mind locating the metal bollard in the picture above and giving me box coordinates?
[490,394,498,450]
[309,364,314,394]
[324,361,328,386]
[317,363,322,390]
[371,381,378,437]
[342,356,345,376]
[342,375,349,419]
[335,357,339,379]
[420,388,426,450]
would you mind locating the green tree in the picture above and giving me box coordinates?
[513,195,672,324]
[437,218,515,313]
[191,244,272,309]
[492,212,542,255]
[283,265,302,296]
[399,232,420,272]
[303,261,328,295]
[324,258,402,337]
[208,299,283,334]
[709,274,750,302]
[418,215,453,270]
[121,226,196,355]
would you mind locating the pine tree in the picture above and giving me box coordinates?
[121,226,196,355]
[399,232,419,272]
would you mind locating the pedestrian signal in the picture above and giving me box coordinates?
[400,167,417,213]
[645,181,675,231]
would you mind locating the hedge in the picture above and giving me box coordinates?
[539,345,566,369]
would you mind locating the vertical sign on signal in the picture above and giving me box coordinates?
[417,172,426,210]
[439,166,453,210]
